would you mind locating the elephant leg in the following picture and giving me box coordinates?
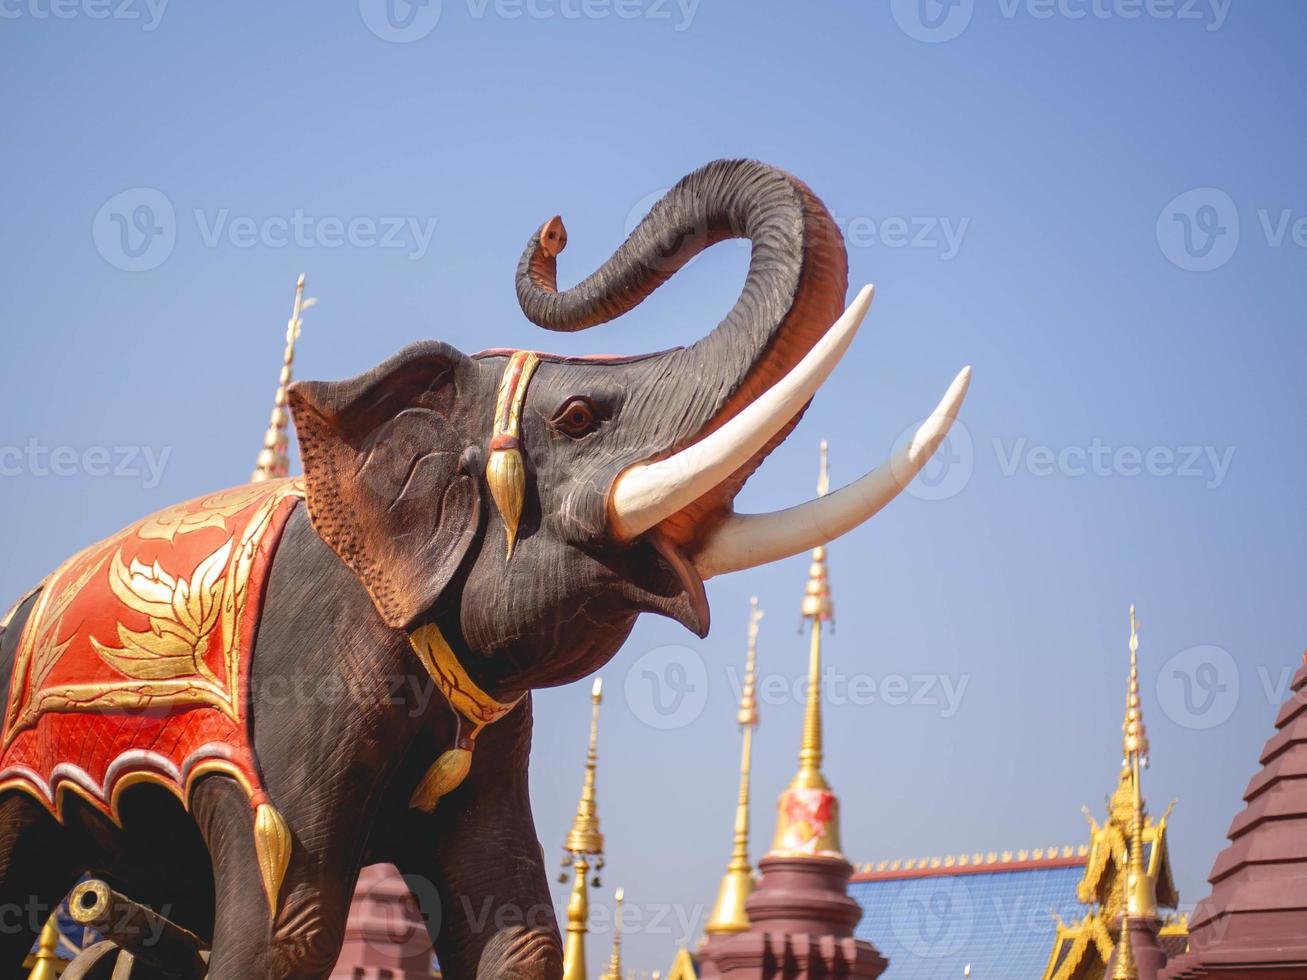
[395,697,563,979]
[190,777,355,980]
[0,792,81,971]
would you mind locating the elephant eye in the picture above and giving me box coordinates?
[550,397,604,438]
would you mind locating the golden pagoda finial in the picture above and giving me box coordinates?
[562,678,606,980]
[567,677,606,857]
[252,273,314,482]
[563,857,592,980]
[601,888,625,980]
[705,597,764,936]
[1123,605,1158,923]
[1122,605,1149,768]
[771,441,842,858]
[1112,918,1139,980]
[27,913,60,980]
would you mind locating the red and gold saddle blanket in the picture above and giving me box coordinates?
[0,479,304,824]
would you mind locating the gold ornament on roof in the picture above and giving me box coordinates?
[1047,607,1180,980]
[252,274,314,482]
[562,678,605,980]
[1122,606,1158,922]
[601,887,625,980]
[566,677,606,858]
[1112,916,1138,980]
[1122,605,1149,767]
[770,442,843,858]
[705,597,764,937]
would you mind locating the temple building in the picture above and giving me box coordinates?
[1040,608,1188,979]
[660,455,1200,979]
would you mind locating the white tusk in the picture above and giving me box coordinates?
[609,285,876,541]
[691,365,972,579]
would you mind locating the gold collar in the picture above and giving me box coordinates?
[407,623,524,811]
[408,623,522,726]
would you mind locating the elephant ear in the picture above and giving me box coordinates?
[287,341,484,630]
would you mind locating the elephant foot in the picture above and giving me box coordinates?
[475,925,565,979]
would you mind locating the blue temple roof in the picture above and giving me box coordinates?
[849,854,1088,979]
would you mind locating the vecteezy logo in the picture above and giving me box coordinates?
[889,877,974,957]
[890,0,975,43]
[623,644,708,730]
[895,416,974,503]
[1156,188,1240,272]
[1156,644,1239,730]
[92,188,177,273]
[358,0,442,42]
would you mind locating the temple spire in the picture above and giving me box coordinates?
[705,597,764,936]
[1108,606,1160,980]
[1123,606,1158,922]
[1123,605,1151,770]
[252,274,313,482]
[562,678,606,980]
[771,441,842,857]
[601,888,624,980]
[1113,920,1139,980]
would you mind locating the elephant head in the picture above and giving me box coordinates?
[287,160,969,698]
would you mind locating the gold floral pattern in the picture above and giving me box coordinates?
[90,541,232,684]
[136,483,273,542]
[4,559,102,735]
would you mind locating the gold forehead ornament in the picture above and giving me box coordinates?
[486,350,541,559]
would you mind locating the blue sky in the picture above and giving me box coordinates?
[2,0,1305,974]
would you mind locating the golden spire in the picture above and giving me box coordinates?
[771,441,842,857]
[27,913,60,980]
[562,678,606,980]
[563,859,592,980]
[1113,918,1139,980]
[601,888,625,980]
[567,677,606,857]
[705,597,764,936]
[1122,605,1158,922]
[1123,605,1150,769]
[252,274,313,482]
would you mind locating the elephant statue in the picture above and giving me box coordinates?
[0,160,968,978]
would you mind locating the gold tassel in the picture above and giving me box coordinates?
[486,445,527,559]
[253,803,292,919]
[411,721,481,812]
[411,745,474,812]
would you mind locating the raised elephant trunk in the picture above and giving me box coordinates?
[516,159,969,575]
[517,160,848,548]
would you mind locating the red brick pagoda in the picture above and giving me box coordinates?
[329,864,434,979]
[1161,653,1307,978]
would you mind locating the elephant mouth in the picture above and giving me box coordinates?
[647,531,709,637]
